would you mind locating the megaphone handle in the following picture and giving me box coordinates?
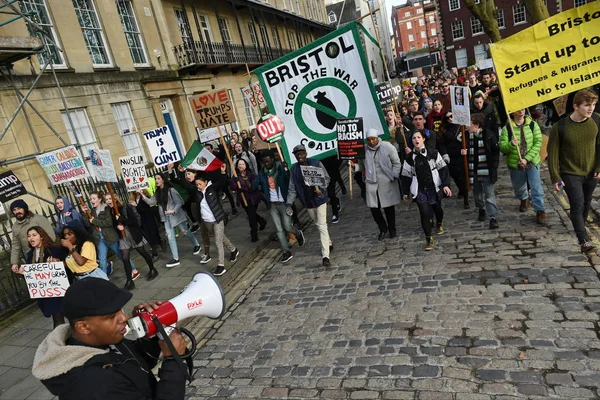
[152,316,192,382]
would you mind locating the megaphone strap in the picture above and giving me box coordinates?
[151,316,195,383]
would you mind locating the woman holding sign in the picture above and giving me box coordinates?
[12,226,69,329]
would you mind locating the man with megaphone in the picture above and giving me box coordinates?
[31,278,187,400]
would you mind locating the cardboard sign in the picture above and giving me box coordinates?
[375,83,394,108]
[300,165,326,187]
[23,262,70,299]
[241,82,266,108]
[197,127,221,144]
[0,170,27,203]
[553,94,569,117]
[119,154,150,191]
[450,86,471,127]
[36,146,90,185]
[336,118,365,160]
[143,125,181,167]
[189,89,237,130]
[89,149,118,183]
[256,114,285,143]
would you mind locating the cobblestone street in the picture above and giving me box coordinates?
[187,164,600,400]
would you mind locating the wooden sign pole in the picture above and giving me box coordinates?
[217,125,248,207]
[461,126,470,192]
[348,161,353,200]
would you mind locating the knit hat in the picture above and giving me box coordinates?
[366,128,379,138]
[10,199,28,213]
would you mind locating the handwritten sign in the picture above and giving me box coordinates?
[89,149,118,182]
[189,89,236,130]
[119,154,149,191]
[241,82,266,108]
[300,165,326,187]
[143,125,181,167]
[36,146,90,185]
[256,114,285,143]
[0,170,27,203]
[23,262,70,299]
[197,126,221,144]
[336,118,365,160]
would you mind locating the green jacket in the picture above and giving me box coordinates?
[499,116,542,169]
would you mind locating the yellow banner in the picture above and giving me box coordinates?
[489,2,600,114]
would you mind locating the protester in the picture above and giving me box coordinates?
[105,194,159,289]
[54,196,85,234]
[209,163,238,215]
[548,88,600,253]
[321,155,344,224]
[500,109,546,224]
[138,173,201,268]
[440,112,469,208]
[436,82,451,111]
[194,174,239,276]
[231,158,268,242]
[471,92,500,133]
[467,72,483,98]
[130,190,163,260]
[255,150,305,262]
[426,99,446,134]
[32,278,186,399]
[10,199,56,274]
[232,142,258,174]
[82,192,138,278]
[461,113,500,228]
[168,163,201,233]
[60,225,108,280]
[286,145,333,266]
[11,226,69,328]
[402,99,420,131]
[401,131,452,250]
[361,129,402,241]
[408,112,436,150]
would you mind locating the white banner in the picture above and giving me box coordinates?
[197,126,221,144]
[23,262,70,299]
[36,146,90,185]
[119,154,150,192]
[255,23,387,163]
[450,86,471,127]
[89,149,118,182]
[142,125,181,167]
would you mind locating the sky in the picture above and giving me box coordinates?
[384,0,408,29]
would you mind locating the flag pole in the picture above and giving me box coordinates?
[217,125,247,207]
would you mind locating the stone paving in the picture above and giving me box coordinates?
[186,164,600,399]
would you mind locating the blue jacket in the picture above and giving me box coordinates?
[54,196,85,234]
[254,162,289,207]
[287,159,330,209]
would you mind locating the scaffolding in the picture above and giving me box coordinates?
[0,0,77,168]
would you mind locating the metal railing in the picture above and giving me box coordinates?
[172,40,292,68]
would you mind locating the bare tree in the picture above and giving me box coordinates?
[524,0,551,24]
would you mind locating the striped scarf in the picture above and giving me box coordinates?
[467,131,489,184]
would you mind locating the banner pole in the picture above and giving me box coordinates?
[348,161,353,200]
[461,125,470,193]
[217,125,248,207]
[274,142,285,166]
[68,182,93,219]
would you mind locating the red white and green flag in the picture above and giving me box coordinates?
[180,141,223,172]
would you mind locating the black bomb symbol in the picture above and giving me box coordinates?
[314,91,337,130]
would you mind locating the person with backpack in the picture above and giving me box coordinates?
[548,88,600,254]
[500,109,546,225]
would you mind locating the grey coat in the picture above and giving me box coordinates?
[142,187,188,228]
[362,141,402,208]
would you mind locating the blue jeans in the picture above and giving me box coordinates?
[97,232,137,274]
[164,219,199,260]
[269,204,299,251]
[472,179,498,218]
[76,268,108,281]
[509,165,545,212]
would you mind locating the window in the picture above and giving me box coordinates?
[431,28,437,36]
[72,0,112,66]
[406,21,412,29]
[260,25,271,48]
[248,23,259,47]
[304,34,309,45]
[198,15,213,43]
[296,32,303,47]
[455,48,467,68]
[429,15,435,23]
[271,27,280,49]
[451,20,464,40]
[408,34,414,42]
[405,11,410,17]
[111,103,146,161]
[471,16,483,35]
[417,8,423,13]
[226,89,239,131]
[174,9,190,41]
[218,18,232,44]
[449,0,460,11]
[287,30,296,49]
[574,0,587,6]
[61,109,98,161]
[241,88,255,126]
[474,44,487,62]
[497,8,505,28]
[513,3,526,25]
[116,0,148,66]
[419,18,424,26]
[20,0,66,67]
[420,31,426,38]
[328,12,337,24]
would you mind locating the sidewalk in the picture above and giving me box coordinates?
[0,194,314,400]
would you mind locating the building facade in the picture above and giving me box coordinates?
[437,0,590,69]
[392,0,441,54]
[0,0,331,212]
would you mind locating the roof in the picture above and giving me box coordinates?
[326,0,360,26]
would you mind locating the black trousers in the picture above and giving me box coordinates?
[417,201,444,238]
[244,203,267,239]
[370,193,396,233]
[183,200,197,224]
[449,159,468,198]
[562,173,597,244]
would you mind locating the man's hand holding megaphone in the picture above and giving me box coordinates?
[133,301,187,357]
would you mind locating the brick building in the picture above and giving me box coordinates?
[392,0,441,54]
[437,0,591,69]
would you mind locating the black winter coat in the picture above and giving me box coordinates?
[194,184,226,223]
[117,204,144,244]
